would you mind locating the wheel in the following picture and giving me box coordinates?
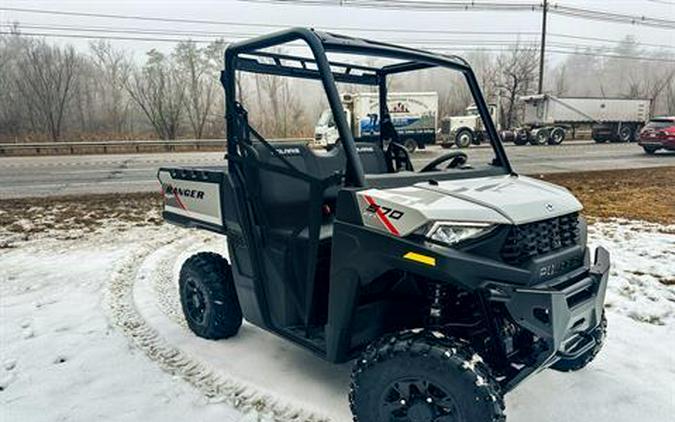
[350,329,505,422]
[403,138,418,154]
[454,129,473,148]
[513,130,529,145]
[550,314,607,372]
[643,146,659,155]
[179,252,242,340]
[548,127,565,145]
[530,128,549,145]
[593,137,608,143]
[616,125,633,143]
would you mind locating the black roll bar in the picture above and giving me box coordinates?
[223,27,514,185]
[225,27,367,187]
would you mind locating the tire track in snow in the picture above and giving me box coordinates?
[104,234,330,422]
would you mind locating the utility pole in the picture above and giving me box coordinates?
[538,0,548,94]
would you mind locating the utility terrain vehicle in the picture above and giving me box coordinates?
[159,28,609,421]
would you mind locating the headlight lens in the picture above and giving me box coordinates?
[426,222,495,246]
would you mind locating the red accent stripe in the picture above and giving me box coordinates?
[364,195,400,236]
[167,186,188,212]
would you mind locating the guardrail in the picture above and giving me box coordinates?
[0,138,311,156]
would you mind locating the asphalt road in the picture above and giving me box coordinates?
[1,142,672,199]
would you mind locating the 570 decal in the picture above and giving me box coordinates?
[365,203,405,220]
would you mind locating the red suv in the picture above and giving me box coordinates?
[639,117,675,154]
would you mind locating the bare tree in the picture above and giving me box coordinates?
[496,43,539,128]
[90,41,132,134]
[174,40,222,139]
[14,40,78,141]
[125,49,185,140]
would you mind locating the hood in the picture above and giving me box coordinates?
[414,174,582,225]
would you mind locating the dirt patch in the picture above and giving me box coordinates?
[1,167,673,246]
[0,192,163,246]
[535,166,675,225]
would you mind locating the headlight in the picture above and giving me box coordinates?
[426,221,495,246]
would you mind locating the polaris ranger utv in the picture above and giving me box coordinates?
[158,28,609,421]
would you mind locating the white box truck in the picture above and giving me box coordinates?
[314,92,438,152]
[518,95,651,145]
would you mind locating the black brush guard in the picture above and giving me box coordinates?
[486,246,610,390]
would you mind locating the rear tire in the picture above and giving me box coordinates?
[550,314,607,372]
[179,252,242,340]
[643,146,659,155]
[616,125,633,143]
[350,329,505,422]
[454,129,473,148]
[530,128,549,145]
[403,138,418,154]
[548,127,566,145]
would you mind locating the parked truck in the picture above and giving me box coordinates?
[439,103,500,148]
[517,95,651,145]
[313,91,438,152]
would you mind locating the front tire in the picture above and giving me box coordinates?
[550,314,607,372]
[643,146,659,155]
[403,138,418,154]
[454,129,473,148]
[179,252,242,340]
[350,330,505,422]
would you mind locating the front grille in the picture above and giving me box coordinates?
[501,212,580,265]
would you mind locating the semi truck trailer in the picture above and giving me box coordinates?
[517,94,651,145]
[314,91,438,152]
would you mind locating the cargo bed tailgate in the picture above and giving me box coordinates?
[158,166,227,234]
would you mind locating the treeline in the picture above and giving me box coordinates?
[0,30,673,143]
[0,32,228,142]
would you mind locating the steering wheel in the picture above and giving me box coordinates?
[419,151,468,173]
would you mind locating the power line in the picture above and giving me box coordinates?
[3,30,674,63]
[244,0,675,28]
[0,6,537,36]
[4,22,674,51]
[2,11,672,50]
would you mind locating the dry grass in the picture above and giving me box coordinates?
[536,166,675,225]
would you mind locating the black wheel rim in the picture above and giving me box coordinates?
[619,127,631,141]
[184,277,208,325]
[380,377,463,422]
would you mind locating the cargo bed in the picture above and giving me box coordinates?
[157,166,228,234]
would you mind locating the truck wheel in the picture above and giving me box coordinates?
[454,129,473,148]
[530,128,549,145]
[403,138,418,154]
[179,252,242,340]
[616,125,633,143]
[551,314,607,372]
[548,127,565,145]
[513,130,529,145]
[350,330,505,422]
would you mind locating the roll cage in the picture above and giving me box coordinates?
[222,27,513,187]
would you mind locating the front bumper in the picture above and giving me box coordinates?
[486,246,610,387]
[639,139,675,150]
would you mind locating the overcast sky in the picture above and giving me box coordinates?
[1,0,673,63]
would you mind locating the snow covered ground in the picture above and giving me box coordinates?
[1,220,673,421]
